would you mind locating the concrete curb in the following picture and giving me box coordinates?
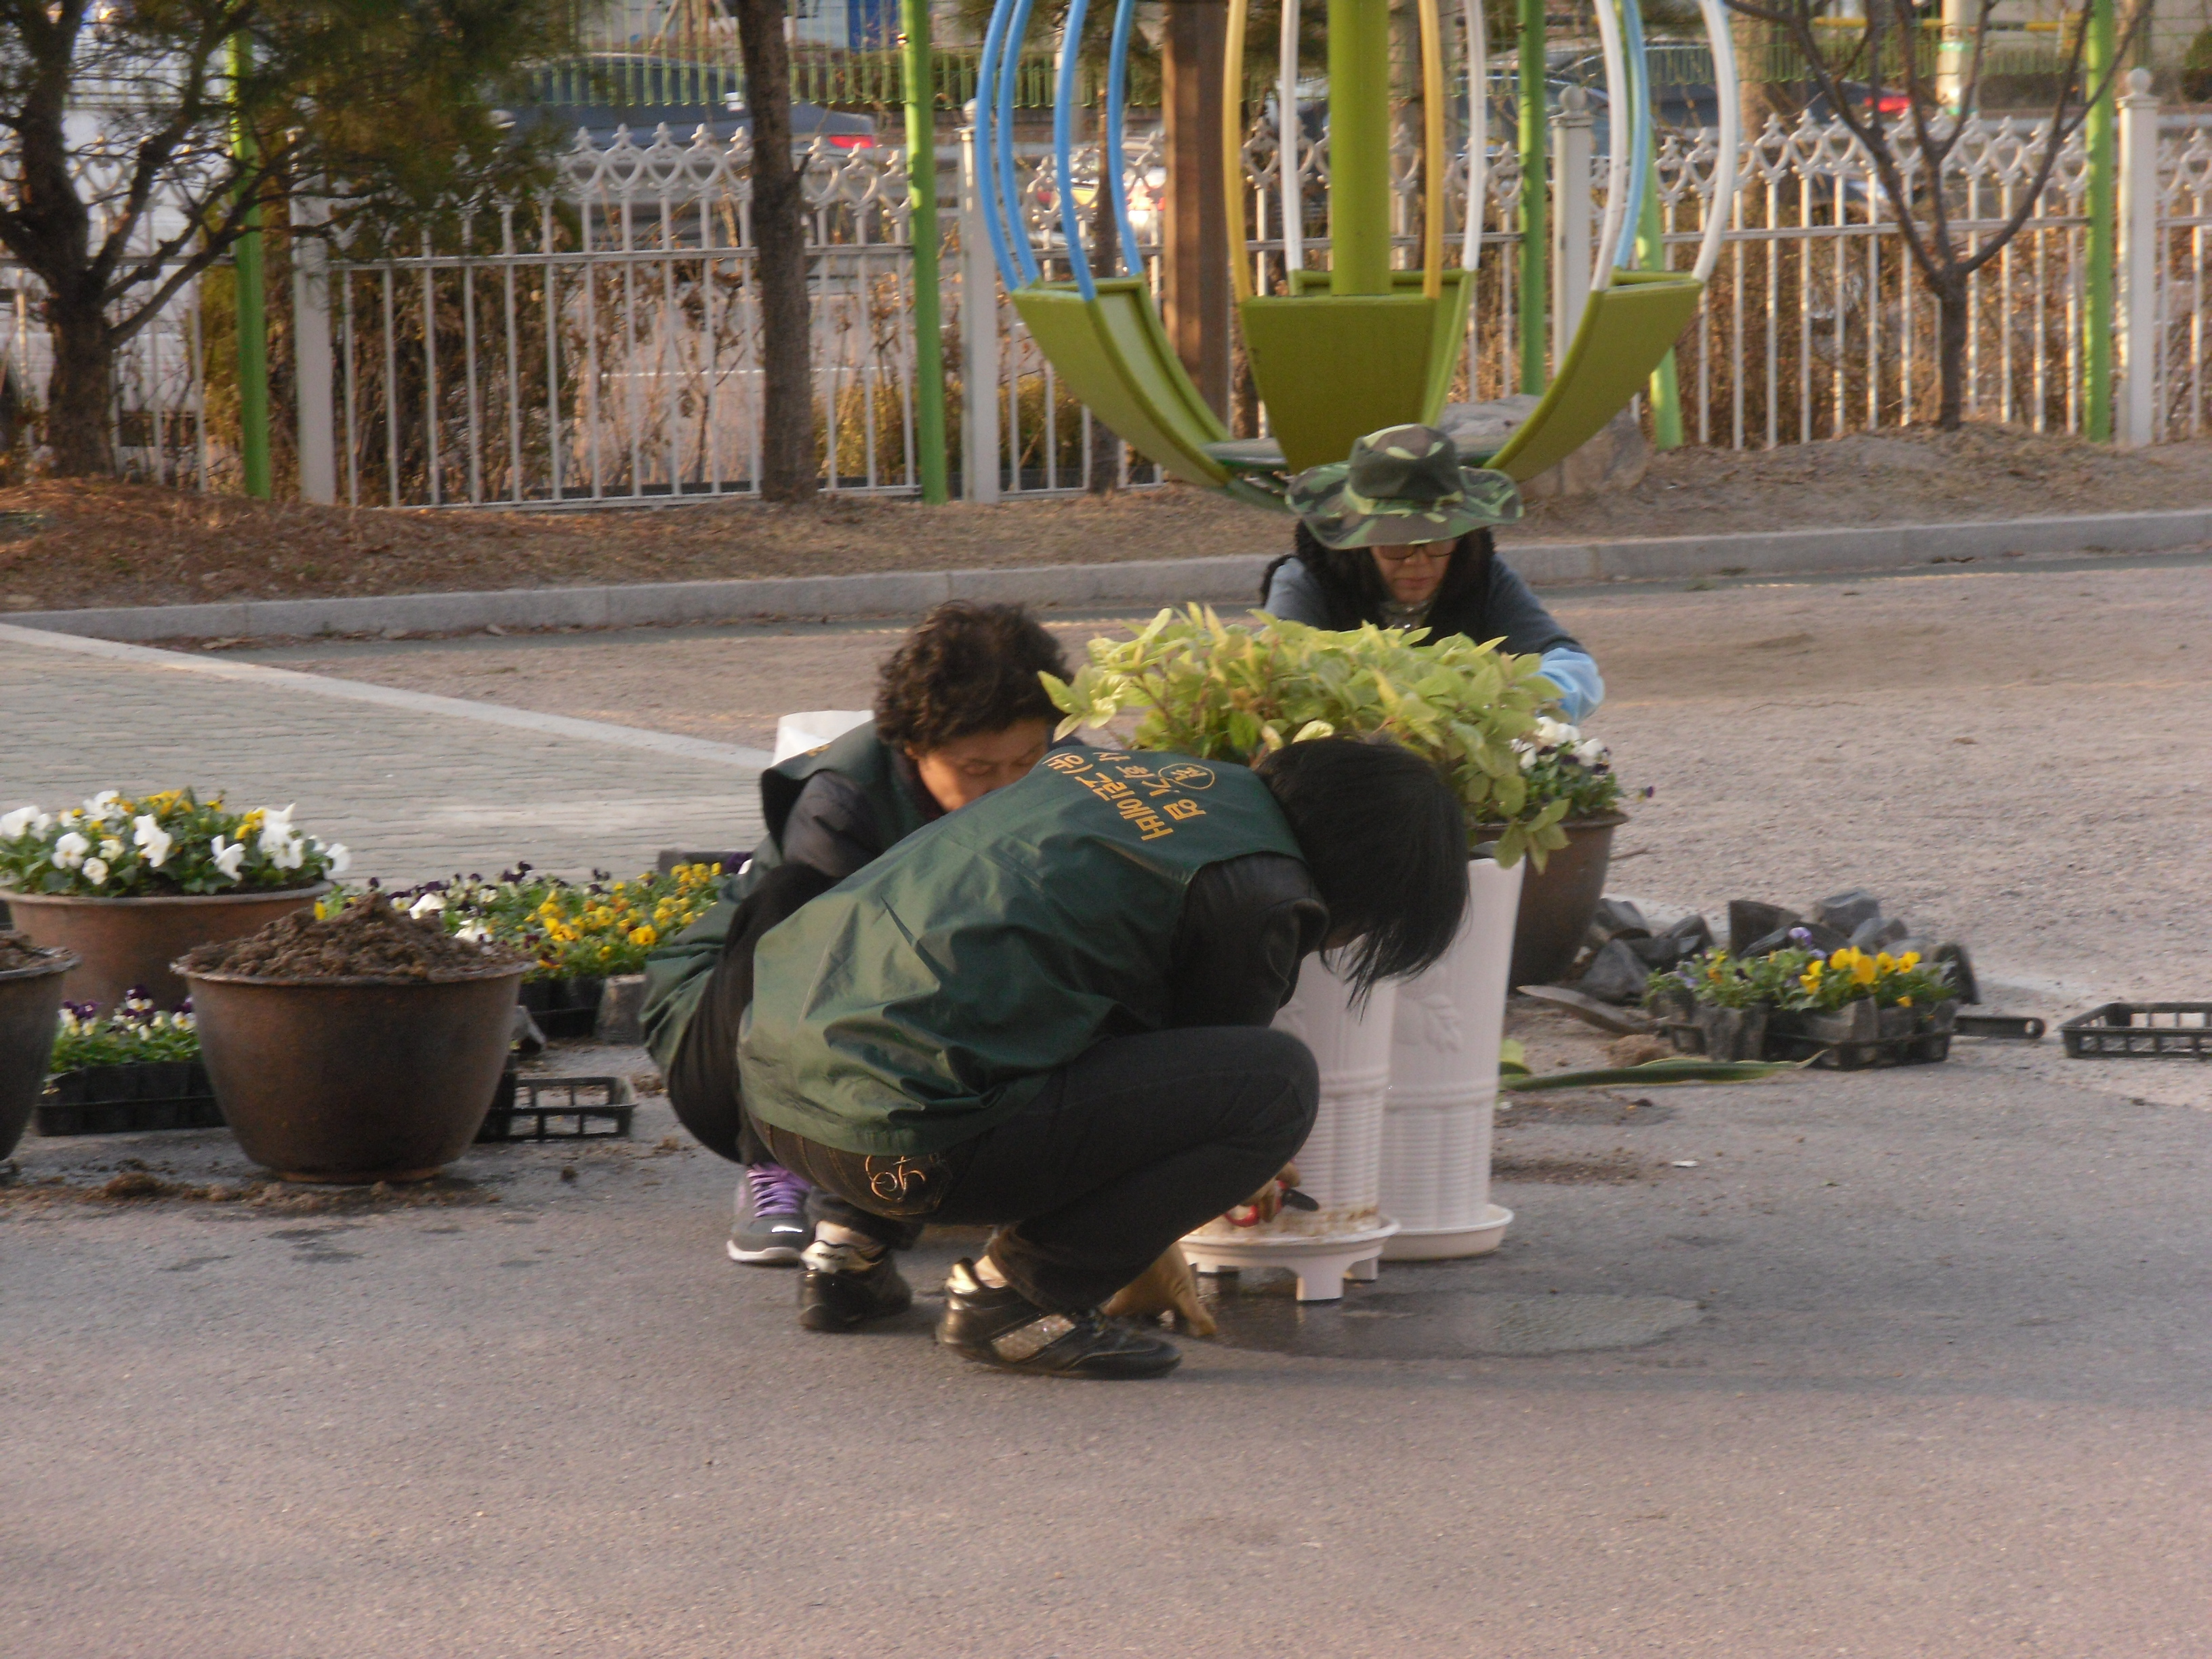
[0,623,774,769]
[5,510,2207,643]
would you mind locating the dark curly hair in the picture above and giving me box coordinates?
[872,602,1071,754]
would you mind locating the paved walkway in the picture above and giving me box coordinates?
[0,625,766,884]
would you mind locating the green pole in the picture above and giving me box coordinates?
[1515,0,1547,391]
[228,33,270,499]
[1328,0,1393,294]
[1635,129,1682,448]
[902,0,948,504]
[2082,0,2116,442]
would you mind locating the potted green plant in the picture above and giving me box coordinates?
[178,895,528,1183]
[1477,716,1631,987]
[0,790,346,1012]
[40,991,219,1137]
[1652,941,1960,1069]
[1,931,78,1160]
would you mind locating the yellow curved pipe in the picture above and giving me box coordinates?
[1418,0,1445,300]
[1223,0,1255,303]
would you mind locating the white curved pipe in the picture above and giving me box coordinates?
[1281,0,1303,275]
[1691,0,1740,283]
[1460,0,1484,274]
[1589,0,1631,295]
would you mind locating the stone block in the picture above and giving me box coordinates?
[1664,913,1715,951]
[1809,888,1883,935]
[1850,915,1910,950]
[1729,900,1799,954]
[596,974,648,1046]
[1575,937,1652,1005]
[1588,896,1650,944]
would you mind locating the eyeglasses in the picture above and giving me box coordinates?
[1370,544,1456,565]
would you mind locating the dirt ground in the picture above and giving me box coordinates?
[3,422,2209,615]
[235,549,2212,1111]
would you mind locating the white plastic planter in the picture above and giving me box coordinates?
[1183,955,1399,1300]
[1379,855,1525,1261]
[771,710,872,765]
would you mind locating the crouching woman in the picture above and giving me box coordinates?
[737,737,1471,1380]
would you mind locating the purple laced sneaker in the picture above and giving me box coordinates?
[730,1162,814,1265]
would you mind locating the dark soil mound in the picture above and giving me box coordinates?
[180,896,527,982]
[0,929,64,973]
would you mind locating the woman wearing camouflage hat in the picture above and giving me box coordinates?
[1261,424,1605,721]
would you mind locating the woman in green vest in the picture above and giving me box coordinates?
[641,602,1071,1265]
[739,736,1471,1380]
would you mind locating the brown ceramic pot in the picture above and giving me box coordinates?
[5,884,330,1014]
[0,943,79,1159]
[180,960,525,1183]
[1475,814,1628,989]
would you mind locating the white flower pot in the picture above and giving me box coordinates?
[1378,855,1525,1261]
[1182,955,1399,1301]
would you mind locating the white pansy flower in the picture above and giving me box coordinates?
[325,843,351,875]
[99,836,123,860]
[81,857,110,886]
[254,805,297,856]
[1574,738,1608,766]
[454,921,491,943]
[133,815,173,868]
[210,836,246,881]
[0,806,39,840]
[52,831,90,869]
[408,893,447,919]
[268,834,306,872]
[83,790,122,823]
[1517,747,1538,771]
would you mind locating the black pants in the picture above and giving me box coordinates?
[761,1026,1319,1312]
[665,863,837,1165]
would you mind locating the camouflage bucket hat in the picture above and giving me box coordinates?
[1286,424,1523,550]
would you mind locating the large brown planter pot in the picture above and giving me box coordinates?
[0,943,79,1160]
[5,884,330,1015]
[180,960,525,1183]
[1475,813,1628,989]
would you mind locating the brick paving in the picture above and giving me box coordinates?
[0,630,764,885]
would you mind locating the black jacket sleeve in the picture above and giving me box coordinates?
[1166,853,1332,1029]
[773,772,887,884]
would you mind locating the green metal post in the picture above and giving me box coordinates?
[902,0,948,503]
[1515,0,1547,391]
[2083,0,2116,442]
[1328,0,1394,294]
[228,33,270,499]
[1635,134,1683,448]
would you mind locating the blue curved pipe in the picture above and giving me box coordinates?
[1054,0,1098,298]
[975,0,1022,291]
[1615,0,1651,270]
[1104,0,1139,279]
[995,0,1044,287]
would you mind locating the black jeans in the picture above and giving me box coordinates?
[760,1025,1319,1312]
[665,863,837,1165]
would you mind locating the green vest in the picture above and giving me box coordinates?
[638,722,934,1071]
[739,745,1307,1157]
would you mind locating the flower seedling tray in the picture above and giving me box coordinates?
[518,977,605,1041]
[476,1073,635,1143]
[37,1062,224,1136]
[1762,1028,1954,1071]
[2060,1004,2212,1060]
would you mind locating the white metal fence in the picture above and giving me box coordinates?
[13,96,2211,504]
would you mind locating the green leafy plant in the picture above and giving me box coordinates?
[51,994,200,1073]
[386,861,726,981]
[1653,943,1954,1014]
[0,790,348,897]
[1046,607,1570,866]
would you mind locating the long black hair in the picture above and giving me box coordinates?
[1260,523,1498,628]
[1254,737,1468,994]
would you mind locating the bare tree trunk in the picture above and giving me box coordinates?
[1086,170,1121,495]
[733,0,817,502]
[44,291,115,476]
[1933,268,1969,430]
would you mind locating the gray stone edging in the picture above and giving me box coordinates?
[5,509,2206,643]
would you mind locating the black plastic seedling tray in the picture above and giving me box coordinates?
[2060,1003,2212,1059]
[518,977,604,1041]
[476,1073,635,1142]
[37,1063,225,1136]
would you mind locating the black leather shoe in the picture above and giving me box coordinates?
[798,1244,912,1332]
[937,1258,1181,1379]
